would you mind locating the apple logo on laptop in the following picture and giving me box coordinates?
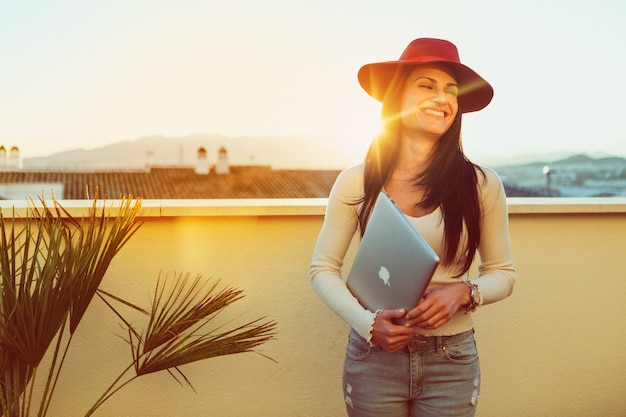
[378,266,391,287]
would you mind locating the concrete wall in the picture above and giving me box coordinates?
[2,198,625,417]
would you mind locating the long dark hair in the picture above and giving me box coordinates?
[358,66,485,277]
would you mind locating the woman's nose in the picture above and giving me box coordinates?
[431,88,447,103]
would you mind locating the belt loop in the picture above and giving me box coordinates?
[436,336,444,353]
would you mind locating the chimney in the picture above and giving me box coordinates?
[6,146,21,170]
[195,147,209,175]
[216,146,230,175]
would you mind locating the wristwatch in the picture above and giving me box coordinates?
[460,280,480,314]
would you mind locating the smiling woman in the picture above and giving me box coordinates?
[309,37,515,417]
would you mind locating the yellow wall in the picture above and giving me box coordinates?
[3,199,626,417]
[477,210,626,417]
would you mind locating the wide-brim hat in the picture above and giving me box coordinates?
[358,38,494,113]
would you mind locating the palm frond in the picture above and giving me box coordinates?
[1,201,73,370]
[136,318,277,375]
[67,194,143,333]
[0,192,143,416]
[85,272,276,416]
[142,273,245,352]
[126,272,277,377]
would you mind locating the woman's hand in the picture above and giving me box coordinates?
[404,283,471,330]
[370,309,414,352]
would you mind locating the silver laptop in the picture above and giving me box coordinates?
[346,192,439,315]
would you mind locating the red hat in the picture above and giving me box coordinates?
[358,38,494,113]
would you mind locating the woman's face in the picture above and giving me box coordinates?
[400,65,459,139]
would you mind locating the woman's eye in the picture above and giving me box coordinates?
[418,83,433,90]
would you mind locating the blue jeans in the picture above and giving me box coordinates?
[343,328,480,417]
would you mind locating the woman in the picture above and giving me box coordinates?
[309,38,516,417]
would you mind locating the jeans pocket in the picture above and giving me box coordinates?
[444,335,479,365]
[345,331,375,361]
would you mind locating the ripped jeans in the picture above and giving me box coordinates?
[343,328,480,417]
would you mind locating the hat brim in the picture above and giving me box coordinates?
[358,59,494,113]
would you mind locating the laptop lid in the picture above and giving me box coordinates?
[346,192,440,313]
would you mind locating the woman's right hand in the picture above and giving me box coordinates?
[370,309,414,352]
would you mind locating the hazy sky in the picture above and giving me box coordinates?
[1,0,625,166]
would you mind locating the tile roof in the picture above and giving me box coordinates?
[0,165,537,199]
[0,166,342,199]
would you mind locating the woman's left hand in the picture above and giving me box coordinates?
[403,283,471,330]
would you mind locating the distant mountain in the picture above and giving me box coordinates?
[22,133,353,170]
[477,142,626,167]
[22,133,626,176]
[492,153,626,197]
[493,153,626,169]
[553,154,626,166]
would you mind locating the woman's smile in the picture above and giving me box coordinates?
[400,66,459,138]
[423,108,447,118]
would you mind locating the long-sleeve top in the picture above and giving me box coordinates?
[309,162,516,341]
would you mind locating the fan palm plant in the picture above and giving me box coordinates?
[0,194,276,417]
